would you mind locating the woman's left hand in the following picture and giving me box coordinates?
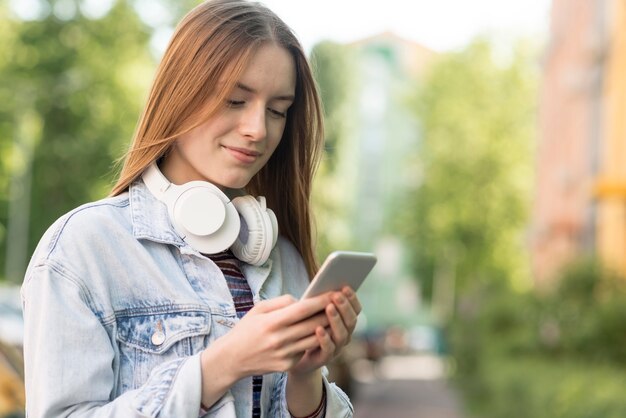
[289,286,361,376]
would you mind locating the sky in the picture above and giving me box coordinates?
[7,0,554,55]
[260,0,553,52]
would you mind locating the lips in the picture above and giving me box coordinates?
[223,145,262,164]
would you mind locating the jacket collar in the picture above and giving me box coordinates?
[129,178,188,250]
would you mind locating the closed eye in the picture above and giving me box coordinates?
[226,100,245,107]
[268,108,287,118]
[226,99,287,118]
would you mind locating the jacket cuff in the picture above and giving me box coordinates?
[275,369,354,418]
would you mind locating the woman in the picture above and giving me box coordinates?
[21,0,359,417]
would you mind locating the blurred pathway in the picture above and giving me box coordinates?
[351,355,465,418]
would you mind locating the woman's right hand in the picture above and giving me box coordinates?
[198,294,331,407]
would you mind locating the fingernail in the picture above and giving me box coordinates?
[344,288,354,297]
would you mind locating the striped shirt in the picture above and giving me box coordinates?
[208,250,263,418]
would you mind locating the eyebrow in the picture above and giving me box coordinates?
[236,82,295,102]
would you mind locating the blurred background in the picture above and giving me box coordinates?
[1,0,626,417]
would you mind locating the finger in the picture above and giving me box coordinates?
[280,312,330,343]
[253,294,297,313]
[332,293,358,333]
[316,326,336,354]
[326,304,349,346]
[273,294,332,326]
[285,333,321,355]
[342,287,362,314]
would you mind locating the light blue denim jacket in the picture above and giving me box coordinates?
[21,179,353,418]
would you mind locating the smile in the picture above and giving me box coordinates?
[223,145,262,164]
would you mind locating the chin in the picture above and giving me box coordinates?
[217,177,251,190]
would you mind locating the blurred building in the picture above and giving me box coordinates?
[532,0,626,284]
[596,0,626,277]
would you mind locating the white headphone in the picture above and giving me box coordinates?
[142,162,278,266]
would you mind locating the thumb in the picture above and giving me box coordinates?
[253,294,297,313]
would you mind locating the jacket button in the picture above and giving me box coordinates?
[151,330,166,346]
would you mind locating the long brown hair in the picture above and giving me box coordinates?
[111,0,323,277]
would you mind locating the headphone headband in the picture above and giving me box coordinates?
[142,162,172,201]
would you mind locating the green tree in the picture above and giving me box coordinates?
[0,1,154,282]
[399,39,538,315]
[309,41,355,259]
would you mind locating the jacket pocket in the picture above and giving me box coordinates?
[115,307,211,390]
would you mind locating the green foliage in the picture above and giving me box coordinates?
[310,41,354,168]
[398,39,538,300]
[0,2,155,281]
[540,260,626,363]
[309,41,355,259]
[467,357,626,418]
[450,259,626,418]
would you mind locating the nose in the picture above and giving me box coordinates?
[239,104,267,141]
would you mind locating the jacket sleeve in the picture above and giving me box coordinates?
[267,371,354,418]
[22,262,205,418]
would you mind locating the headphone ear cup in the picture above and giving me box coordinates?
[267,207,278,249]
[169,184,241,254]
[230,196,275,266]
[142,162,241,254]
[253,196,278,248]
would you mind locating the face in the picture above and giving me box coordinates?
[161,43,296,189]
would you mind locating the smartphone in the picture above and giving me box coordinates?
[300,251,377,299]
